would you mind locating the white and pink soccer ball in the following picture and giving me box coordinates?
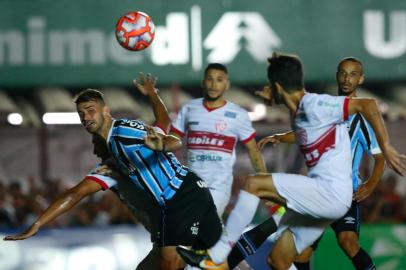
[115,11,155,51]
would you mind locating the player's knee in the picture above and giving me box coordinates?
[337,232,359,256]
[243,175,263,194]
[294,246,313,263]
[268,254,292,270]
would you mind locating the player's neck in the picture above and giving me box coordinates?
[285,89,305,113]
[203,98,226,109]
[98,118,113,141]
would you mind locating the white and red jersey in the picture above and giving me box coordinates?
[171,98,256,200]
[294,93,353,207]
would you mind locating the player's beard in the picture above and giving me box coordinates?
[203,93,221,102]
[338,86,356,97]
[273,88,284,105]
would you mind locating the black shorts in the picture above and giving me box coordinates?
[149,171,222,248]
[311,200,360,250]
[331,200,360,235]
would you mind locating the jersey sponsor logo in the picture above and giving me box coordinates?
[188,121,199,126]
[318,100,340,108]
[344,216,356,224]
[121,119,145,130]
[300,126,336,167]
[189,154,223,162]
[187,131,236,153]
[224,111,237,119]
[215,120,228,133]
[196,180,208,188]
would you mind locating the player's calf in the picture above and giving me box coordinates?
[268,230,297,270]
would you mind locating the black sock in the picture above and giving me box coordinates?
[227,217,277,269]
[293,261,311,270]
[351,248,376,270]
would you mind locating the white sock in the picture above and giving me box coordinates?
[208,190,260,264]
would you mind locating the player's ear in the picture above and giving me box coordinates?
[102,106,111,116]
[274,82,284,93]
[359,74,365,85]
[226,79,230,90]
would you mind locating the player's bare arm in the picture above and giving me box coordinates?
[144,126,182,152]
[244,139,267,173]
[3,179,102,241]
[133,72,171,132]
[258,131,296,150]
[348,98,406,175]
[353,153,385,202]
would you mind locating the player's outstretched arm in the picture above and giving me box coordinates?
[348,98,406,175]
[354,153,385,202]
[144,126,182,152]
[244,139,267,173]
[3,179,102,241]
[258,131,296,150]
[133,72,171,133]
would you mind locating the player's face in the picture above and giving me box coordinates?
[336,60,364,96]
[77,101,106,134]
[202,69,229,101]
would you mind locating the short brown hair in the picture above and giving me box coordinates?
[204,63,228,77]
[267,52,304,92]
[73,89,105,105]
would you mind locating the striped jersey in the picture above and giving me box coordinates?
[171,98,256,198]
[104,118,189,206]
[347,113,381,190]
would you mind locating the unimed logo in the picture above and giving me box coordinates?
[0,7,281,70]
[0,17,144,66]
[364,10,406,58]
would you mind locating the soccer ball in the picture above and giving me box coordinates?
[115,11,155,51]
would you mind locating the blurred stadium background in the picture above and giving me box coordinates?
[1,0,406,269]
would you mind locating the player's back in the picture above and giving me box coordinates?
[294,93,352,208]
[107,118,188,206]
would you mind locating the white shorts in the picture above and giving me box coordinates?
[269,208,331,254]
[271,173,350,253]
[209,188,230,217]
[272,173,349,220]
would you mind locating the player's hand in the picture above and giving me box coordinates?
[133,72,158,96]
[258,135,280,150]
[4,223,39,241]
[255,86,272,106]
[353,181,377,202]
[382,144,406,176]
[144,126,164,151]
[92,165,113,177]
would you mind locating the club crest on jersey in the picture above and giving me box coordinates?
[215,120,228,133]
[224,111,237,119]
[191,222,199,235]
